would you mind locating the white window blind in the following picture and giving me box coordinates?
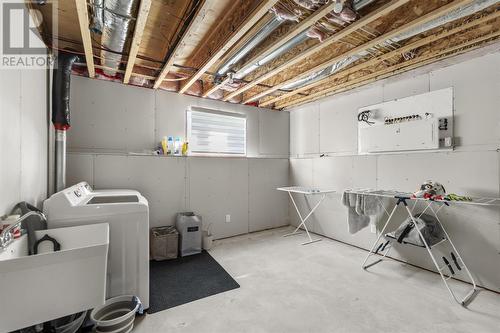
[187,108,246,155]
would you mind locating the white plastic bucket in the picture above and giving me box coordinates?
[53,311,86,333]
[90,295,142,333]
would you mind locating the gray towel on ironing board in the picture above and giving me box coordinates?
[342,192,369,234]
[356,194,380,216]
[342,192,381,234]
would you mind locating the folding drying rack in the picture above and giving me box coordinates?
[344,189,500,306]
[277,186,336,245]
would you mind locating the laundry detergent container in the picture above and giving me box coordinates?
[176,212,202,257]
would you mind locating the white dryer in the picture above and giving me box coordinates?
[43,182,150,309]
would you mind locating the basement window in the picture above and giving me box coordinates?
[187,108,247,156]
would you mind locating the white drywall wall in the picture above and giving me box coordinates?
[68,75,289,157]
[289,50,500,291]
[0,68,48,214]
[67,76,290,238]
[67,153,289,239]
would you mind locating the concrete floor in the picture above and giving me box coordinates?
[134,227,500,333]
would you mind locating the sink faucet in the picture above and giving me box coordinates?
[0,211,47,250]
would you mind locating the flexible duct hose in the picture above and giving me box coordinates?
[52,52,79,130]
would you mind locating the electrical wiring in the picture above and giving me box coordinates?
[357,110,374,125]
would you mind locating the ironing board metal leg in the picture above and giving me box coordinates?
[404,204,458,303]
[284,192,324,245]
[428,204,478,306]
[357,191,480,307]
[362,203,399,269]
[284,192,305,236]
[405,203,478,306]
[364,241,394,269]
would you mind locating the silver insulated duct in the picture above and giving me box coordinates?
[217,17,285,77]
[91,0,139,76]
[235,31,310,80]
[281,0,500,92]
[229,0,378,82]
[90,0,104,34]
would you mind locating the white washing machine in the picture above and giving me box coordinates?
[43,181,150,309]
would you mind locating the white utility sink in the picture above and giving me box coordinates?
[0,223,109,332]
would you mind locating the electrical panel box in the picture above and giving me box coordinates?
[358,88,454,154]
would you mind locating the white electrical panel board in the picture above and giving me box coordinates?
[358,88,454,154]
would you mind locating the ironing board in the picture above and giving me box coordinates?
[344,189,500,306]
[277,186,336,245]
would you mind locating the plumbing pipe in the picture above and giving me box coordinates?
[52,52,79,192]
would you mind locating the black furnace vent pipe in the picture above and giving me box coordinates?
[52,52,79,130]
[52,52,79,192]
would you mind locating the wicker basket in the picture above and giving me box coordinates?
[150,226,178,261]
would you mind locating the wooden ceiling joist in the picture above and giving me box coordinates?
[124,0,152,84]
[43,0,499,110]
[179,0,280,94]
[202,1,338,98]
[282,35,500,109]
[183,1,243,71]
[278,30,500,109]
[262,9,500,107]
[245,0,477,105]
[223,0,411,102]
[74,0,95,78]
[153,0,209,89]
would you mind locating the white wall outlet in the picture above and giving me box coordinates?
[370,223,377,234]
[225,214,231,223]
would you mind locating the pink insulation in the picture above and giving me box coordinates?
[207,89,224,100]
[307,26,327,42]
[293,0,327,10]
[228,94,243,104]
[339,6,357,22]
[184,79,203,97]
[159,80,179,92]
[220,80,244,92]
[158,73,188,92]
[95,68,122,82]
[326,12,345,25]
[270,6,301,22]
[129,76,152,88]
[326,3,357,25]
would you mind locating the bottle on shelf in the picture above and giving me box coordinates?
[167,136,174,155]
[174,137,182,156]
[182,142,189,156]
[161,137,168,155]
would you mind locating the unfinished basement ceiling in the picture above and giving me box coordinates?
[32,0,500,109]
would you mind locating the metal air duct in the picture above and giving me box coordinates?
[230,0,378,82]
[94,0,140,77]
[90,0,104,34]
[280,0,500,93]
[235,31,310,79]
[217,17,285,77]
